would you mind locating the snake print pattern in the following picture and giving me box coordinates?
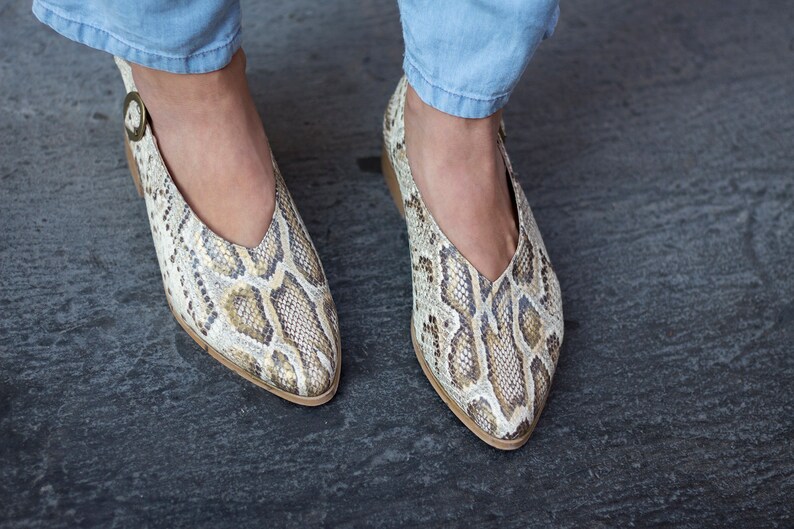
[383,78,564,441]
[116,58,340,399]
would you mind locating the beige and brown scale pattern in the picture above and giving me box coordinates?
[383,77,564,446]
[116,57,340,404]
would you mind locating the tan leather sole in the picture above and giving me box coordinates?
[125,137,340,406]
[382,146,544,450]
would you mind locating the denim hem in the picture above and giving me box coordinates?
[32,0,241,73]
[402,55,511,119]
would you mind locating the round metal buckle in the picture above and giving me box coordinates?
[123,91,147,142]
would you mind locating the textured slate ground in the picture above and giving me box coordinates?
[1,0,792,527]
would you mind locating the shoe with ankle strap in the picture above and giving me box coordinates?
[117,57,341,405]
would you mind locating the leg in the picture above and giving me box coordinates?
[34,0,275,248]
[129,50,275,248]
[397,0,559,280]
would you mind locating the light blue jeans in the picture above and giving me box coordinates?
[32,0,559,118]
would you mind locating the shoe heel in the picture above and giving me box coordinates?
[381,146,405,218]
[124,135,144,198]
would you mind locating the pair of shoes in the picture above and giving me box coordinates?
[381,77,564,450]
[118,58,341,406]
[116,58,563,449]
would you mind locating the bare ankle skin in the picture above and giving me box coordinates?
[403,84,519,281]
[130,50,276,248]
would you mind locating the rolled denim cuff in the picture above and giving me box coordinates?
[402,55,512,119]
[32,0,241,73]
[399,1,560,119]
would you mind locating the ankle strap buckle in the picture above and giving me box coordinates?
[123,91,147,142]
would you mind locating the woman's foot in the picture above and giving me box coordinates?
[403,85,518,282]
[130,49,274,248]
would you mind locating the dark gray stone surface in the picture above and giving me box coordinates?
[1,0,792,527]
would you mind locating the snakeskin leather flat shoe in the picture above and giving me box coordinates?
[117,57,340,405]
[381,77,563,449]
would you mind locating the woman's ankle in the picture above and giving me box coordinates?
[130,49,248,112]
